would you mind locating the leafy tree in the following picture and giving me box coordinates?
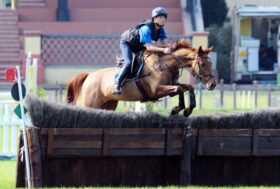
[201,0,228,28]
[207,24,232,83]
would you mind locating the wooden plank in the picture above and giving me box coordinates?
[40,136,47,149]
[166,128,173,155]
[197,135,252,156]
[47,129,54,156]
[42,148,183,157]
[107,148,166,156]
[259,129,280,136]
[197,129,204,155]
[172,140,183,149]
[105,128,165,135]
[54,135,103,141]
[53,141,102,149]
[108,141,165,149]
[46,148,102,157]
[52,128,103,135]
[207,137,251,156]
[180,127,191,185]
[103,129,109,155]
[26,128,42,187]
[258,137,280,149]
[252,129,259,156]
[199,129,252,136]
[107,134,165,141]
[40,128,48,135]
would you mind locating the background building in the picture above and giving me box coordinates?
[0,0,209,88]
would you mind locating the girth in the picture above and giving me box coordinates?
[135,80,158,102]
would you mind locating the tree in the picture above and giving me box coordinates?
[207,24,232,83]
[201,0,228,28]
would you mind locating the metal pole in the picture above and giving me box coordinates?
[232,83,236,110]
[268,85,271,107]
[16,66,31,188]
[220,79,224,107]
[32,58,38,95]
[253,80,258,109]
[199,82,202,109]
[25,52,31,95]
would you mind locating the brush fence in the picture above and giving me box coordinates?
[16,97,280,187]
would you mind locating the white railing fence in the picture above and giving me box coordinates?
[0,93,21,157]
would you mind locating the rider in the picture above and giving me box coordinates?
[112,7,173,95]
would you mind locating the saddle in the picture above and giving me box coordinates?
[115,51,145,80]
[115,51,156,102]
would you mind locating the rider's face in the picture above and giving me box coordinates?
[153,15,166,27]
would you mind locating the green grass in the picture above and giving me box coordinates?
[0,160,16,189]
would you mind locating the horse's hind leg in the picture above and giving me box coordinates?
[101,100,119,111]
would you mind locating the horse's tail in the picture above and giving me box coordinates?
[66,72,89,104]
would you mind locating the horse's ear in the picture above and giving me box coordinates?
[198,46,203,56]
[204,46,213,54]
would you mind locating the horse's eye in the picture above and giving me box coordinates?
[200,62,205,67]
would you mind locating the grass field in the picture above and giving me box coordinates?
[0,160,16,189]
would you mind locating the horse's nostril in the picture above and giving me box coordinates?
[209,83,216,90]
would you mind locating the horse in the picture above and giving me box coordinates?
[66,39,216,117]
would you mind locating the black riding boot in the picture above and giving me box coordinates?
[112,67,129,96]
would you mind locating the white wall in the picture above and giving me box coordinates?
[225,0,280,17]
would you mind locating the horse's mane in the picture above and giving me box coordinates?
[174,39,192,50]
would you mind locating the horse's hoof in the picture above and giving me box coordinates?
[171,106,180,116]
[183,108,191,117]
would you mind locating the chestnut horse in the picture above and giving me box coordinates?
[66,39,216,116]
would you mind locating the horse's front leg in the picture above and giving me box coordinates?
[154,85,185,98]
[154,85,186,115]
[171,92,185,115]
[171,84,196,117]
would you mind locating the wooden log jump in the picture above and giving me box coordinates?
[15,97,280,187]
[16,126,191,187]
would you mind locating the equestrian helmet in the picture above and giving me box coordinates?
[151,7,168,19]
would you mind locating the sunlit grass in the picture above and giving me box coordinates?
[0,160,16,189]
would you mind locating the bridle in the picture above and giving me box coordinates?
[170,52,214,83]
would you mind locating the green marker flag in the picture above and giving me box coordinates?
[14,104,28,119]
